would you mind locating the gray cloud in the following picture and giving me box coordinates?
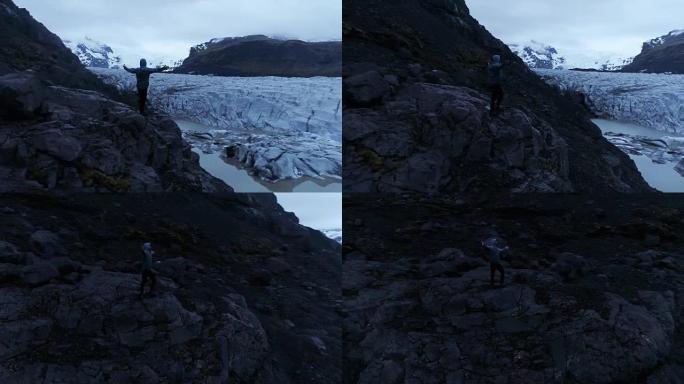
[14,0,341,63]
[275,193,341,230]
[468,0,684,57]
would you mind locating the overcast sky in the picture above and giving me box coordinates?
[275,193,341,230]
[14,0,341,64]
[468,0,684,58]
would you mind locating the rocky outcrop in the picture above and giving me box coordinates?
[623,30,684,74]
[0,72,227,192]
[345,82,572,193]
[0,0,230,193]
[0,0,110,93]
[343,194,684,383]
[343,0,652,193]
[0,193,341,383]
[174,35,341,77]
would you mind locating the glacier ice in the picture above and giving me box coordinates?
[536,69,684,134]
[89,68,341,182]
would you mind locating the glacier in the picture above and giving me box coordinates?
[89,68,342,183]
[536,69,684,134]
[535,69,684,191]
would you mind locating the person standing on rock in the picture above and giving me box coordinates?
[123,59,170,115]
[140,242,157,298]
[483,236,508,286]
[487,55,504,116]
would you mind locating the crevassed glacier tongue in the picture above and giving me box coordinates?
[89,68,341,182]
[536,69,684,135]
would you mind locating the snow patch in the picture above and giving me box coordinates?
[321,229,342,244]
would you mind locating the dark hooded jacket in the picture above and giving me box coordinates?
[487,55,503,85]
[124,59,168,90]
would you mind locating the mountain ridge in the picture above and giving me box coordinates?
[623,29,684,73]
[174,35,342,77]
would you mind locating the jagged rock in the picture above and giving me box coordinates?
[29,229,62,256]
[420,248,485,277]
[345,83,573,193]
[344,195,684,383]
[0,240,23,264]
[0,72,229,193]
[0,318,53,359]
[343,0,651,193]
[21,262,58,286]
[344,71,392,106]
[550,252,587,281]
[0,193,341,384]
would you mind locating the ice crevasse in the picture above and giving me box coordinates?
[90,68,342,182]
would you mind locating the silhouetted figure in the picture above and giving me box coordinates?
[123,59,169,114]
[487,55,504,116]
[140,242,157,298]
[483,236,508,286]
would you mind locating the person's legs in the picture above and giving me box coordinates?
[496,263,505,285]
[138,88,148,114]
[490,263,496,285]
[495,86,504,110]
[140,270,149,296]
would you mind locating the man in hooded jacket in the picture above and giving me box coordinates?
[482,236,509,286]
[123,59,169,114]
[140,242,157,298]
[487,55,504,116]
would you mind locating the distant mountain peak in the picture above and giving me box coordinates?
[623,28,684,73]
[62,36,122,69]
[509,40,632,71]
[62,36,183,69]
[508,40,566,69]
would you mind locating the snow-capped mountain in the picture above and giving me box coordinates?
[63,36,183,69]
[623,29,684,74]
[508,41,633,71]
[643,29,684,52]
[509,41,566,69]
[321,229,342,244]
[62,36,122,68]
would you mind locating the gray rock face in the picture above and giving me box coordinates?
[343,0,652,193]
[344,196,684,384]
[174,35,341,77]
[0,72,228,193]
[0,193,341,384]
[345,83,573,193]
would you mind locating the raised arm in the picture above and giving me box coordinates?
[123,64,135,73]
[156,65,170,73]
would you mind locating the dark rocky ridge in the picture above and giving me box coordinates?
[0,0,228,193]
[344,194,684,383]
[0,193,341,383]
[0,72,228,193]
[174,35,342,77]
[0,0,113,94]
[622,30,684,74]
[343,0,651,193]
